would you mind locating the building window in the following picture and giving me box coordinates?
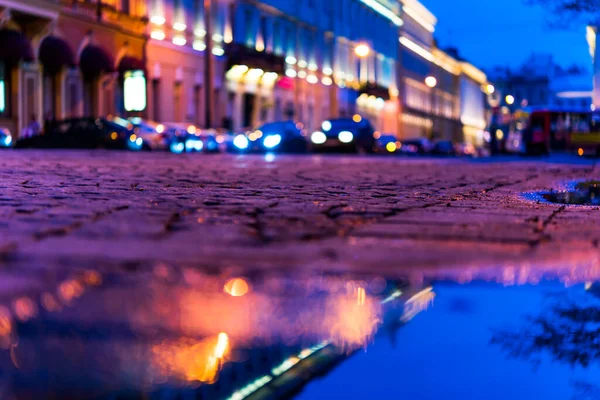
[243,92,255,128]
[244,9,253,46]
[121,0,130,14]
[273,20,281,55]
[123,70,147,112]
[174,81,182,121]
[274,98,281,120]
[152,79,160,121]
[259,16,267,51]
[0,63,8,117]
[194,85,202,126]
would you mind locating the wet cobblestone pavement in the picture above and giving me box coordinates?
[2,150,600,399]
[1,151,600,285]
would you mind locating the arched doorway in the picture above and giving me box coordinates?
[38,35,75,124]
[79,44,114,116]
[0,28,34,134]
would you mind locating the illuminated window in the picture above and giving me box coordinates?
[0,63,6,115]
[123,70,147,112]
[0,80,5,114]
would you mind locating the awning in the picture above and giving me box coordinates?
[225,43,285,75]
[79,45,115,78]
[39,36,75,75]
[0,29,33,64]
[360,82,391,101]
[117,56,145,74]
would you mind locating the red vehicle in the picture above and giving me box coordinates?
[514,107,590,155]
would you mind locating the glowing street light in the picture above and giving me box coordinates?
[485,84,495,94]
[354,43,370,58]
[425,76,437,88]
[505,95,515,105]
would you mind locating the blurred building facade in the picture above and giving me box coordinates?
[0,0,489,143]
[486,53,593,113]
[220,0,401,133]
[399,0,487,143]
[0,0,147,136]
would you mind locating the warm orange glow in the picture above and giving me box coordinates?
[110,132,117,140]
[0,308,11,337]
[357,287,366,306]
[59,279,84,303]
[41,292,61,312]
[83,270,103,286]
[156,124,165,134]
[214,332,229,358]
[224,278,249,297]
[325,287,381,351]
[13,297,38,322]
[151,333,230,383]
[373,131,381,139]
[187,125,197,134]
[578,148,584,156]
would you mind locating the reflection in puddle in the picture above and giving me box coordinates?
[2,264,600,399]
[297,282,600,400]
[542,180,600,205]
[0,269,391,399]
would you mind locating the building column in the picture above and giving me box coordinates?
[592,25,600,109]
[233,83,243,131]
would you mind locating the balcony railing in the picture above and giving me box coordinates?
[59,0,147,35]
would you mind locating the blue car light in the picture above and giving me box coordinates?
[263,134,282,149]
[233,134,249,150]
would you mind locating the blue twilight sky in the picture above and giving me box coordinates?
[422,0,593,71]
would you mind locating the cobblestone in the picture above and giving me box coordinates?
[1,150,600,293]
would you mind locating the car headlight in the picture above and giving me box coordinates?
[3,136,11,146]
[135,137,143,146]
[311,131,327,144]
[263,134,282,149]
[338,131,354,143]
[170,142,185,154]
[185,139,204,151]
[233,134,249,150]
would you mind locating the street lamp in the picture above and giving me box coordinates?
[425,76,437,88]
[354,43,370,58]
[505,95,515,105]
[425,76,437,137]
[485,84,495,94]
[355,43,370,84]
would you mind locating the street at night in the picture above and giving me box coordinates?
[1,0,600,397]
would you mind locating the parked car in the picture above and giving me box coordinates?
[310,116,375,153]
[120,117,171,151]
[454,142,478,157]
[162,123,215,153]
[233,121,309,153]
[0,128,12,148]
[375,133,400,154]
[398,138,433,155]
[431,140,456,156]
[15,117,143,150]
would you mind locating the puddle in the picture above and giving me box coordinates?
[541,180,600,206]
[0,265,599,400]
